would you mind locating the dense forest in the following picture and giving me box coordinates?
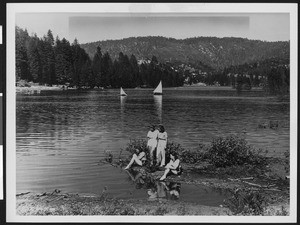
[15,26,184,89]
[16,26,289,94]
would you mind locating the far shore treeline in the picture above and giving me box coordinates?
[16,27,290,94]
[15,27,183,89]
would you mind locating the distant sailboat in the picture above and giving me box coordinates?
[120,87,127,96]
[153,81,162,95]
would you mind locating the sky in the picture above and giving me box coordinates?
[15,13,290,44]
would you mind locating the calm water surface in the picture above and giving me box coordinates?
[16,87,289,205]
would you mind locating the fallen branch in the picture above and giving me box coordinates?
[240,177,254,180]
[243,181,278,189]
[16,192,31,197]
[262,188,282,192]
[228,177,254,182]
[243,181,265,187]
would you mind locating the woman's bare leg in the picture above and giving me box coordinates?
[125,154,140,169]
[156,146,161,165]
[160,168,170,180]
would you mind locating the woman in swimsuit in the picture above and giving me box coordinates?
[124,148,146,170]
[160,152,181,180]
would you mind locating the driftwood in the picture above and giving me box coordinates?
[16,192,31,197]
[228,177,254,182]
[228,177,279,191]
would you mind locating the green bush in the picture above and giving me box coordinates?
[205,135,266,167]
[224,188,267,215]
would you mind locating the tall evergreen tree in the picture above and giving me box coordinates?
[72,38,92,88]
[92,46,103,88]
[102,52,113,87]
[15,26,31,81]
[26,34,41,82]
[130,54,139,87]
[54,37,73,84]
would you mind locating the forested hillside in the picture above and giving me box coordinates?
[16,26,289,94]
[81,36,289,70]
[15,27,183,89]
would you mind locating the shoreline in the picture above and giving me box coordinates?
[16,159,290,216]
[16,85,63,93]
[16,188,289,216]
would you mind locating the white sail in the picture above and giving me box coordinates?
[153,81,162,95]
[120,87,127,96]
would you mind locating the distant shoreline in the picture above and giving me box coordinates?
[16,85,63,93]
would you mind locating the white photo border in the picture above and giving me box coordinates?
[6,2,298,223]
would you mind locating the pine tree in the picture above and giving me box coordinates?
[92,46,102,88]
[54,37,73,84]
[26,34,41,82]
[130,54,139,87]
[72,38,91,88]
[102,52,113,87]
[15,26,31,81]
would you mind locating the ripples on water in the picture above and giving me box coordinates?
[16,87,289,204]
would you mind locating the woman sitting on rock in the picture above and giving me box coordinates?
[124,148,146,170]
[159,152,182,181]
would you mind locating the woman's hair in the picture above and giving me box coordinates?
[159,125,165,133]
[170,152,179,160]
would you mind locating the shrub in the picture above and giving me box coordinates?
[124,139,148,155]
[224,188,267,215]
[205,135,267,167]
[123,139,201,166]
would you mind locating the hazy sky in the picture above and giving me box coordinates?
[16,13,290,44]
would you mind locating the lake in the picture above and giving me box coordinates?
[16,87,289,205]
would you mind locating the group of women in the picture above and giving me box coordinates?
[124,124,181,181]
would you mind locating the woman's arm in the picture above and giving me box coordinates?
[168,159,179,170]
[138,152,146,160]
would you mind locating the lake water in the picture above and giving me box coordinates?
[16,87,289,205]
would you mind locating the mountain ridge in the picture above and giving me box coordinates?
[80,36,289,70]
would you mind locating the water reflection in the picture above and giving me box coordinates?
[148,181,181,201]
[120,96,127,130]
[125,169,154,189]
[154,95,162,124]
[125,170,181,201]
[120,96,127,114]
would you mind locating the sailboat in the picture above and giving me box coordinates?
[153,81,162,95]
[120,87,127,96]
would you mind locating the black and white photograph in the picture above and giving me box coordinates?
[5,2,297,223]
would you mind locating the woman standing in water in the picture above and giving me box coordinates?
[156,124,167,167]
[147,125,159,166]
